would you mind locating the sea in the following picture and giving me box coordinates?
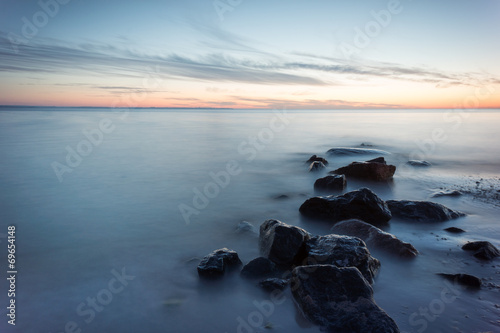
[0,107,499,333]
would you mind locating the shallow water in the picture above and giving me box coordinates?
[0,108,499,332]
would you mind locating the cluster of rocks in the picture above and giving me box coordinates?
[197,219,400,332]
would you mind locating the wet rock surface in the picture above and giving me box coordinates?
[330,157,396,181]
[258,278,289,291]
[327,147,390,156]
[307,154,328,165]
[304,234,380,284]
[259,219,310,267]
[197,248,242,278]
[331,219,418,258]
[291,265,400,333]
[240,257,276,279]
[462,241,500,260]
[314,174,346,191]
[437,273,482,288]
[386,200,465,222]
[308,161,326,172]
[300,188,392,226]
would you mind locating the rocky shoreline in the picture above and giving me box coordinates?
[195,148,499,332]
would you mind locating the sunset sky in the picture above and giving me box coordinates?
[1,0,499,109]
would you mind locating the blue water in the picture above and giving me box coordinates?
[0,108,499,333]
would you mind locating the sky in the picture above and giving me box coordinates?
[0,0,499,109]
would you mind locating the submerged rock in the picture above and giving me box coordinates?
[304,234,380,284]
[299,188,392,226]
[308,161,326,172]
[259,278,289,291]
[259,219,310,267]
[241,257,276,279]
[307,154,328,165]
[314,174,346,191]
[407,160,431,167]
[444,227,466,234]
[291,265,400,333]
[197,248,242,278]
[330,157,396,181]
[462,241,500,260]
[327,147,390,156]
[331,219,418,258]
[235,221,258,234]
[431,190,462,198]
[386,200,465,222]
[437,273,482,288]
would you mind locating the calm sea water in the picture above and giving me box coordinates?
[0,108,499,333]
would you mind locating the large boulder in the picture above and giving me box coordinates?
[331,219,418,258]
[240,257,276,279]
[314,174,346,191]
[386,200,465,222]
[327,147,390,156]
[197,248,242,278]
[330,157,396,181]
[259,219,310,267]
[304,234,380,284]
[299,188,392,226]
[291,265,400,333]
[462,241,500,260]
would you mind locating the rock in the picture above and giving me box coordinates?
[240,257,276,279]
[197,248,242,278]
[331,219,418,258]
[259,278,289,291]
[327,147,390,156]
[291,265,400,333]
[444,227,466,234]
[304,234,380,284]
[307,154,328,166]
[437,273,482,288]
[235,221,257,234]
[299,188,392,226]
[407,160,431,167]
[308,161,326,172]
[314,175,346,191]
[259,219,311,267]
[330,157,396,181]
[462,241,500,260]
[431,190,462,198]
[386,200,465,222]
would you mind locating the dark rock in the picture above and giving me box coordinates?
[299,188,392,226]
[330,157,396,181]
[462,241,500,260]
[331,219,418,258]
[327,147,390,156]
[444,227,466,234]
[197,248,242,278]
[431,190,462,198]
[235,221,257,234]
[304,234,380,284]
[437,273,481,288]
[307,154,329,166]
[386,200,465,222]
[273,194,290,200]
[259,219,311,267]
[314,175,346,191]
[309,161,326,172]
[291,265,400,333]
[259,278,289,291]
[241,257,276,279]
[407,160,431,167]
